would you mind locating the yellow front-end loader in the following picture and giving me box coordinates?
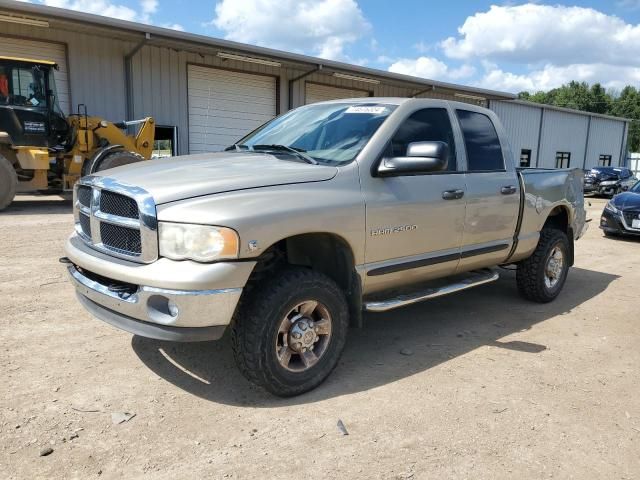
[0,56,155,210]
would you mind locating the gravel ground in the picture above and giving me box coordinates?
[1,195,639,479]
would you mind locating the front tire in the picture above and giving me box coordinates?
[231,267,349,397]
[516,228,570,303]
[0,153,17,211]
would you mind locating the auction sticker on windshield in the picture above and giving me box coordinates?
[345,106,388,114]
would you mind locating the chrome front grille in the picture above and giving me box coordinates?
[73,177,158,263]
[100,223,142,254]
[100,190,139,219]
[78,211,92,238]
[77,185,92,208]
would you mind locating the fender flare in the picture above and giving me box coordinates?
[83,144,124,175]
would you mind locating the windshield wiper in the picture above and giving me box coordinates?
[252,144,318,165]
[224,143,254,152]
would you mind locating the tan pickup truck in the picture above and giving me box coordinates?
[64,99,587,396]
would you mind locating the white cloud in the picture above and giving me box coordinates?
[476,63,640,92]
[441,4,640,67]
[140,0,157,22]
[161,23,184,31]
[388,56,475,82]
[42,0,138,21]
[210,0,371,60]
[41,0,173,27]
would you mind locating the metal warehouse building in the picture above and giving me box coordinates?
[0,1,630,168]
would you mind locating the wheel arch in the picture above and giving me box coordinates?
[541,205,574,266]
[250,232,363,327]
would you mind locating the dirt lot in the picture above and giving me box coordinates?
[1,195,639,479]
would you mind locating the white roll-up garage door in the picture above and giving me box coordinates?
[305,82,370,105]
[0,37,70,114]
[188,65,277,153]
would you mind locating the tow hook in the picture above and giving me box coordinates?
[59,256,72,264]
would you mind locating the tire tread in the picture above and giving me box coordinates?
[516,228,569,303]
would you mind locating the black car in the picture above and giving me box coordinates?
[600,180,640,237]
[584,167,637,197]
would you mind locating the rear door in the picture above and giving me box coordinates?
[362,106,467,294]
[455,108,521,272]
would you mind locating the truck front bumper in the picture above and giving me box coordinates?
[65,234,256,342]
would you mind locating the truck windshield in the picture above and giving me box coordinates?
[233,103,397,165]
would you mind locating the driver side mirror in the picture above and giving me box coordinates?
[376,141,449,177]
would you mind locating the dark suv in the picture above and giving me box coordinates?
[584,167,637,197]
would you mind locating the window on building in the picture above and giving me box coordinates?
[455,110,504,171]
[389,108,457,171]
[555,152,571,168]
[520,149,532,167]
[153,126,178,158]
[598,154,612,167]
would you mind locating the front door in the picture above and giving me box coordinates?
[361,107,467,294]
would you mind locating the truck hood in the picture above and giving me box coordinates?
[95,152,338,204]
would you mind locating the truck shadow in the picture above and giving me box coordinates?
[132,266,618,406]
[1,195,72,215]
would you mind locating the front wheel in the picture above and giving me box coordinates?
[516,228,570,303]
[231,267,349,397]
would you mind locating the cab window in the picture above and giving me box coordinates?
[388,108,457,171]
[456,110,504,171]
[0,65,46,107]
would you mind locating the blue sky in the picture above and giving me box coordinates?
[38,1,640,93]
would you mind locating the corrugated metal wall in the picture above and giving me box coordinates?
[0,22,627,160]
[0,23,128,121]
[585,117,626,168]
[538,110,589,169]
[490,101,542,166]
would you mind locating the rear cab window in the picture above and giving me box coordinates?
[455,110,504,172]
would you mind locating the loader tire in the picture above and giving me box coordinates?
[516,228,570,303]
[93,150,145,173]
[0,153,17,211]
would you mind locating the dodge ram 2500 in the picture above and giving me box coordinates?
[64,98,587,396]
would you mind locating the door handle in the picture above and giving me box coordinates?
[442,189,465,200]
[501,185,517,195]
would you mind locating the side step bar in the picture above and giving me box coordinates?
[364,268,499,313]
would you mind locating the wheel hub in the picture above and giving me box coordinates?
[544,245,565,288]
[287,318,319,353]
[275,300,332,373]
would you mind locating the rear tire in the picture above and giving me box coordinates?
[0,153,17,211]
[231,267,349,397]
[92,150,145,173]
[516,228,570,303]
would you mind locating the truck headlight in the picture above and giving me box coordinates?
[158,223,239,262]
[604,201,620,215]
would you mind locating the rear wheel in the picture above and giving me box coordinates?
[516,228,570,303]
[0,153,17,211]
[92,150,145,173]
[231,267,349,397]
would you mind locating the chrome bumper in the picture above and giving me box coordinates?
[67,264,242,331]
